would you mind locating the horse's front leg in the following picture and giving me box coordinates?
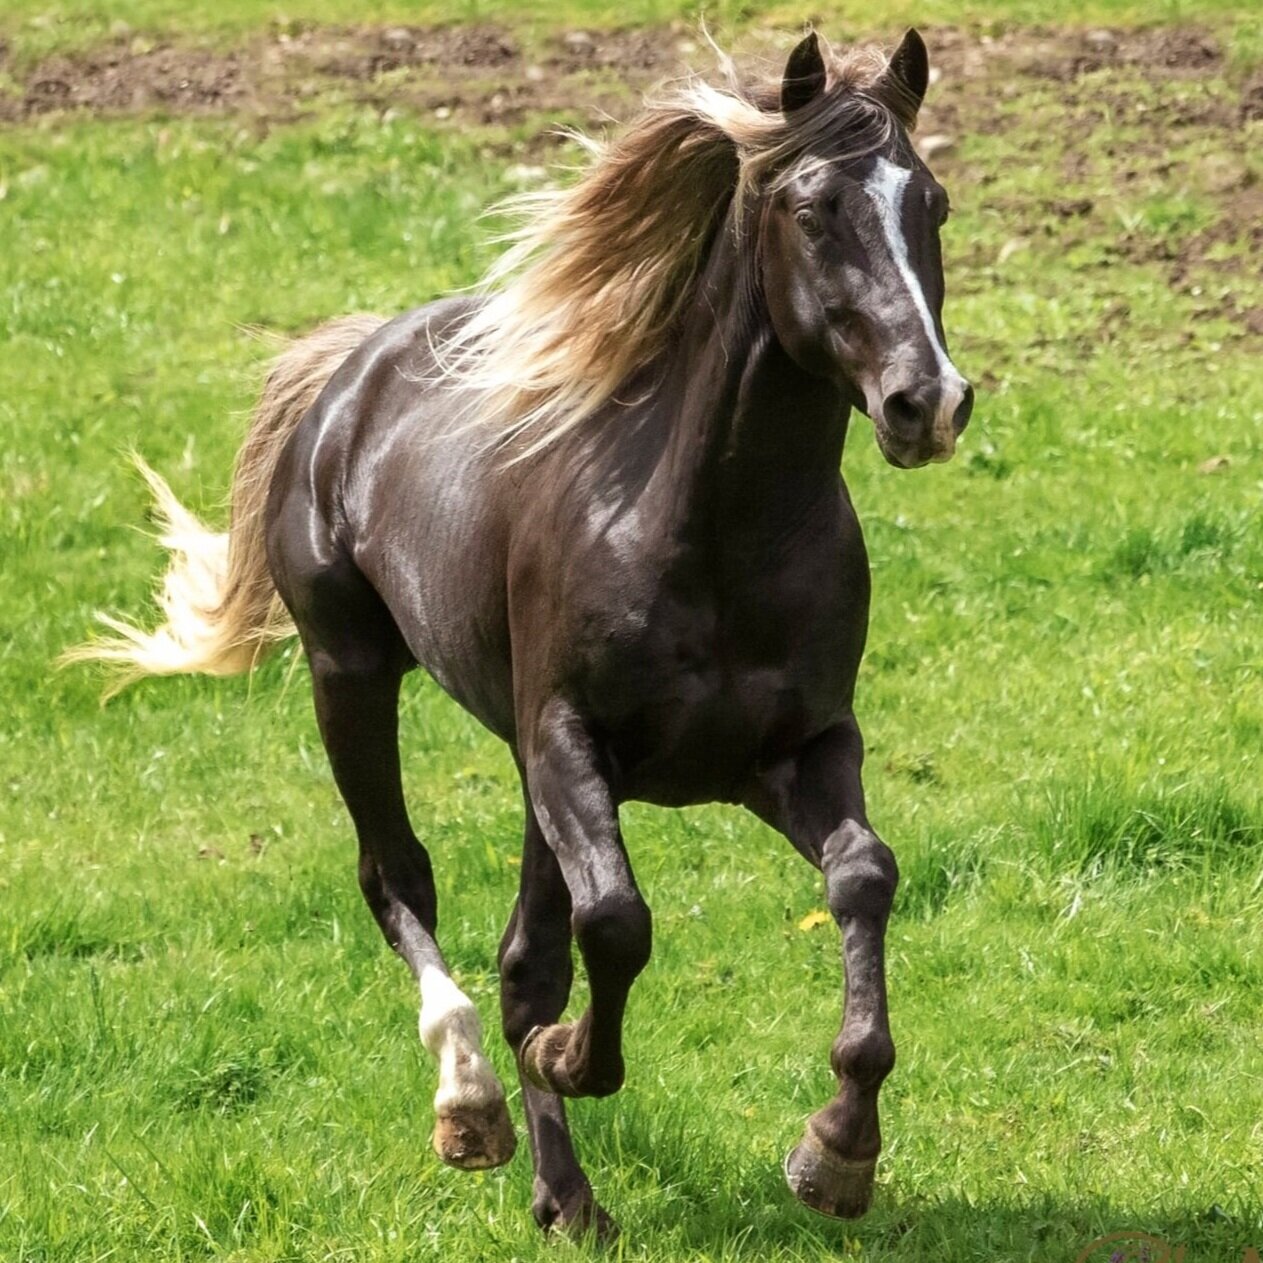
[517,699,653,1100]
[749,717,898,1220]
[498,791,617,1241]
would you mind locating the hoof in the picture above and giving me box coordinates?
[784,1125,877,1220]
[534,1183,619,1244]
[520,1024,577,1096]
[432,1098,517,1170]
[519,1024,622,1098]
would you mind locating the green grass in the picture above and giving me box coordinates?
[3,10,1263,1262]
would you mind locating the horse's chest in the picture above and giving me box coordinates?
[593,579,863,805]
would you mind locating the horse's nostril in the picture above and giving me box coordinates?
[882,389,927,434]
[953,383,975,434]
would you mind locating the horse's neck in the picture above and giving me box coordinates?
[653,211,851,543]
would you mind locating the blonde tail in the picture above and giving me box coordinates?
[63,314,386,696]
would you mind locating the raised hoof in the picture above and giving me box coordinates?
[784,1126,877,1220]
[432,1098,517,1170]
[519,1024,577,1096]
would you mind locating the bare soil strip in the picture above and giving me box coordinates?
[3,23,1258,128]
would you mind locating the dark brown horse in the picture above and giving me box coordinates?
[70,29,972,1239]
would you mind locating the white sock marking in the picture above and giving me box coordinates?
[418,964,504,1113]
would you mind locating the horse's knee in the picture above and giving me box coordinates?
[573,890,652,982]
[823,826,897,922]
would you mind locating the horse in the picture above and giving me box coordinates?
[68,28,973,1239]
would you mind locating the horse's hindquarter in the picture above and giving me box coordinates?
[271,303,518,741]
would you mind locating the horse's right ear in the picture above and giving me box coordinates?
[782,31,827,113]
[875,28,930,127]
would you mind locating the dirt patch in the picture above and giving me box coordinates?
[23,44,249,115]
[1010,26,1222,80]
[1186,182,1263,256]
[11,25,527,121]
[1242,69,1263,122]
[544,27,676,74]
[2,22,1241,127]
[304,25,518,79]
[3,23,701,125]
[882,24,1224,88]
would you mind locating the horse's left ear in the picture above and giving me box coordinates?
[877,28,929,126]
[782,31,827,114]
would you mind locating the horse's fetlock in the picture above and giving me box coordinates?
[582,1060,625,1097]
[831,1029,895,1087]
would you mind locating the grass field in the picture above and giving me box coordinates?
[2,2,1262,1260]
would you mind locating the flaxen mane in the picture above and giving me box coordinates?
[442,37,917,457]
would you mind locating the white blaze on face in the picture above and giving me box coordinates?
[418,963,505,1113]
[863,157,969,450]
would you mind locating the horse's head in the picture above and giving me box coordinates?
[761,30,973,468]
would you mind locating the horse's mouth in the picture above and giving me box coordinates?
[873,424,952,470]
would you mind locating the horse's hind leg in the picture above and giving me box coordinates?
[498,793,616,1240]
[287,556,515,1170]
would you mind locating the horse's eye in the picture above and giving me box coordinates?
[795,208,823,237]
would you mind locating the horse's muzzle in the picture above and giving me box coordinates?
[876,376,973,467]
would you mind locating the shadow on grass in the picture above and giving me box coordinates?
[575,1105,1261,1260]
[642,1177,1260,1261]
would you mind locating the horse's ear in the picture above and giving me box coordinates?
[782,31,827,114]
[877,28,929,126]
